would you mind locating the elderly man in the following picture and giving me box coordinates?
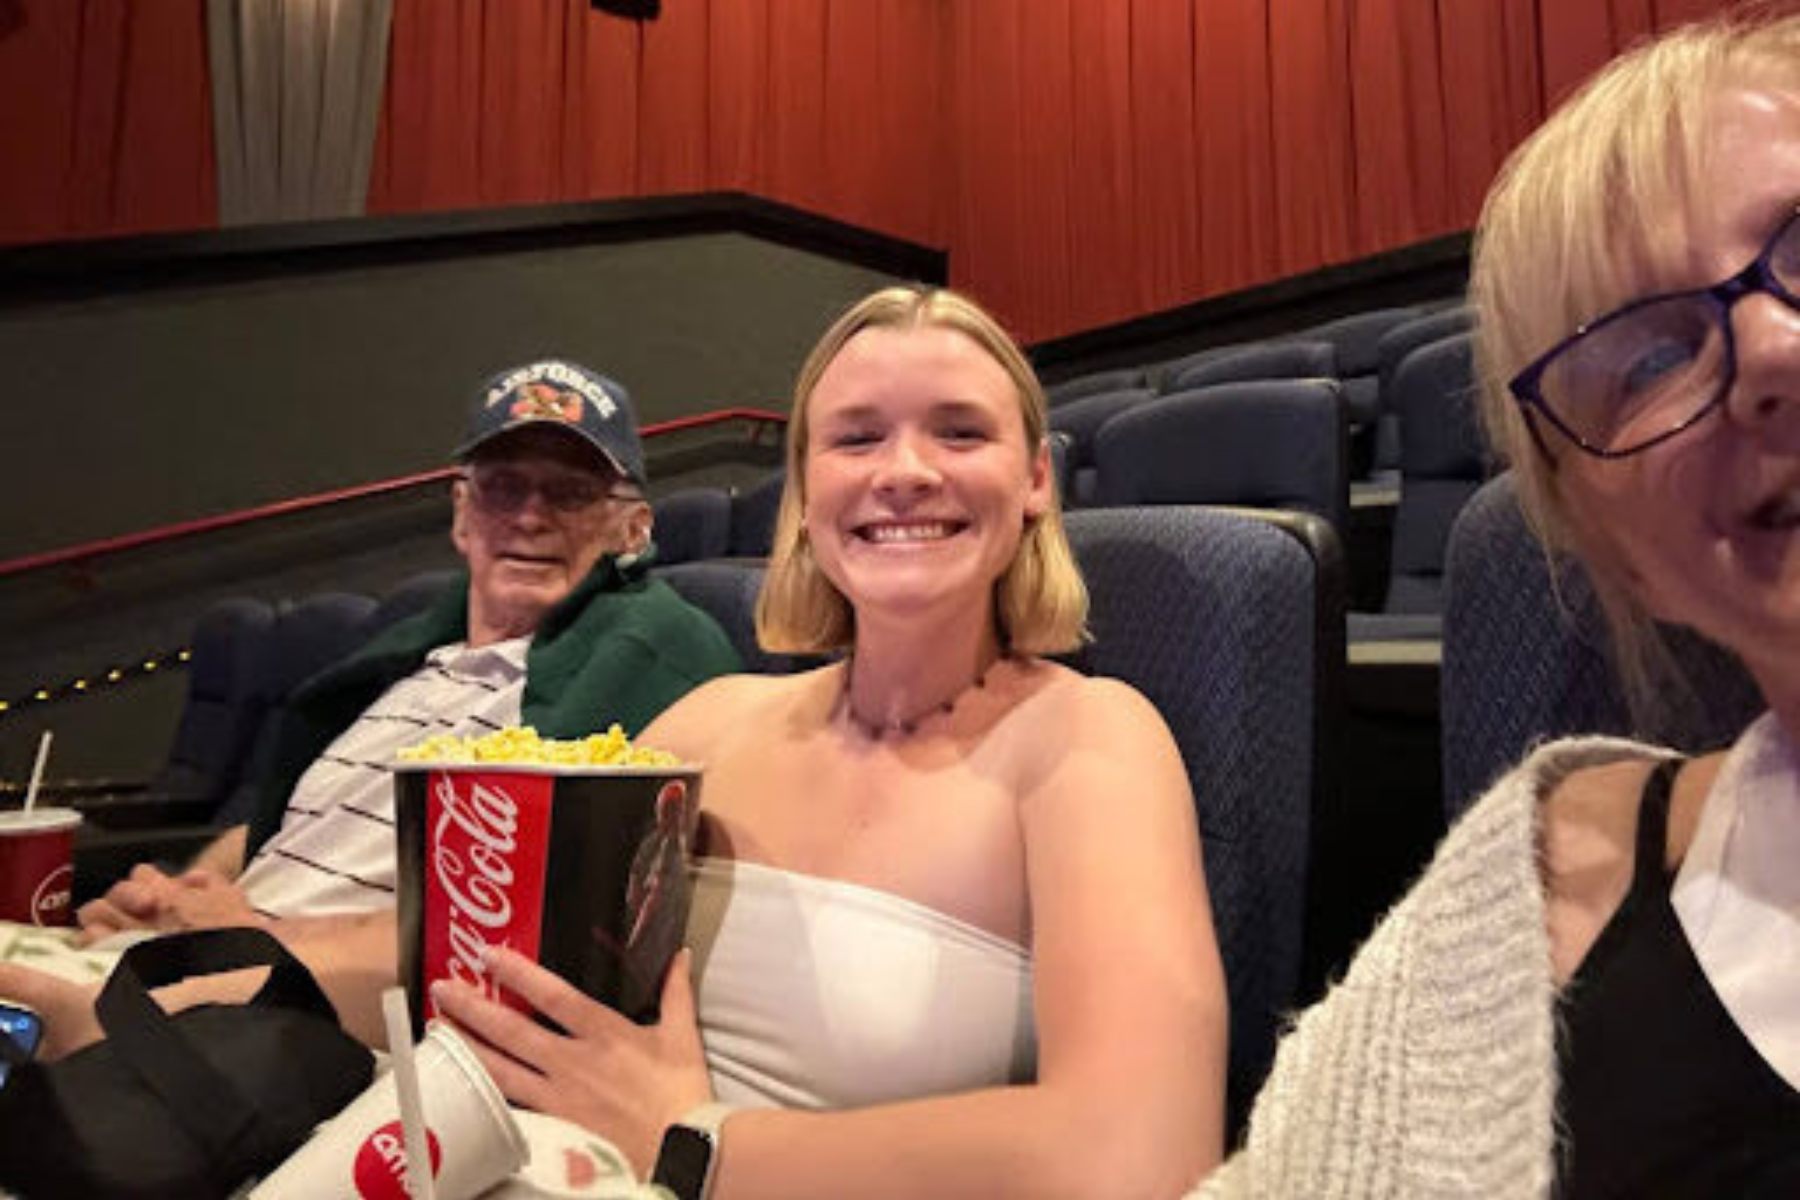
[74,357,739,941]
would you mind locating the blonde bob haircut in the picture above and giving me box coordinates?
[755,285,1089,656]
[1470,5,1800,693]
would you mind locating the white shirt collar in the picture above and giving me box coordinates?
[425,635,530,676]
[1672,710,1800,1090]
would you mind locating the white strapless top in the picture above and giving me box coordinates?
[686,857,1037,1110]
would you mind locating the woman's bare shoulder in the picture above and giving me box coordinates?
[1015,660,1168,735]
[1539,758,1653,981]
[1540,750,1722,877]
[1539,749,1723,981]
[1006,661,1185,798]
[1541,757,1657,863]
[638,668,829,757]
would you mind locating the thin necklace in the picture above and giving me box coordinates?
[839,652,1009,741]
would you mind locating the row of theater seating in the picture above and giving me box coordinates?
[656,318,1483,644]
[31,484,1762,1135]
[1043,302,1474,481]
[39,572,458,893]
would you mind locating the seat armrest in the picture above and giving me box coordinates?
[0,777,151,802]
[54,790,221,832]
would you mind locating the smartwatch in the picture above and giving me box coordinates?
[651,1101,736,1200]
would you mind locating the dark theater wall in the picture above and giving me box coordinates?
[0,0,1742,342]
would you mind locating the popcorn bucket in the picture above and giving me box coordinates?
[395,761,701,1037]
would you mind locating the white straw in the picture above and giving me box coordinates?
[381,988,438,1200]
[22,731,52,815]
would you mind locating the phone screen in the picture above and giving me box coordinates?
[0,1002,44,1087]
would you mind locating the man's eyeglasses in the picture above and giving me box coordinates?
[1509,205,1800,459]
[463,467,639,515]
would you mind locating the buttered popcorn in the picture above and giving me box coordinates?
[397,724,680,767]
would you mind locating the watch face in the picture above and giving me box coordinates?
[652,1125,714,1199]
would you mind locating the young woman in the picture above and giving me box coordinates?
[1195,12,1800,1198]
[434,287,1228,1198]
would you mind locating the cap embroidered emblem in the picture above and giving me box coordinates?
[509,382,585,424]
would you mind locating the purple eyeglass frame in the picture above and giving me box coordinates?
[1508,204,1800,459]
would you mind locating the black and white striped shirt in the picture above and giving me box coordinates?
[237,637,529,918]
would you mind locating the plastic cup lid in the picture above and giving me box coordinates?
[0,807,81,834]
[425,1021,530,1163]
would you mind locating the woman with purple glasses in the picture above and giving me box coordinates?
[1192,11,1800,1199]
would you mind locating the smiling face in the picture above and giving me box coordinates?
[452,427,650,646]
[1553,85,1800,696]
[800,323,1052,634]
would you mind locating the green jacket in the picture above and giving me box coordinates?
[243,554,739,857]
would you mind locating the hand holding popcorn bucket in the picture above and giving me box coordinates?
[393,727,702,1038]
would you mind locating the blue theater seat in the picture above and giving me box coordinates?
[1349,331,1486,640]
[1063,506,1323,1134]
[653,487,734,566]
[655,560,815,677]
[1373,305,1474,472]
[207,591,384,829]
[154,596,278,810]
[75,577,448,894]
[1291,306,1423,476]
[1044,366,1146,408]
[1092,380,1349,538]
[1162,339,1337,395]
[1047,387,1154,507]
[729,471,785,558]
[1441,474,1763,819]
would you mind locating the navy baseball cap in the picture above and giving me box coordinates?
[455,359,647,486]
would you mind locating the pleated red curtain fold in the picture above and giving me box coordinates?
[1348,0,1451,255]
[365,0,941,250]
[1065,2,1141,325]
[1192,0,1278,302]
[0,0,214,245]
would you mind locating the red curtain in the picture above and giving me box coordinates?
[1192,0,1278,301]
[366,0,942,250]
[0,0,1749,340]
[1348,0,1452,255]
[944,0,1732,341]
[0,0,214,245]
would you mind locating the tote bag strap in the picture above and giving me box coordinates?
[93,927,343,1181]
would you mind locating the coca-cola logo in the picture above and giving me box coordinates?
[352,1120,441,1200]
[432,775,522,1000]
[30,864,72,927]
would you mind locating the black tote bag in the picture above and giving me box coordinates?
[0,926,374,1200]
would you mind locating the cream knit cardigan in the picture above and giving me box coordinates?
[1191,735,1674,1200]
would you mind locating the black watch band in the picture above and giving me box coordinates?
[651,1101,735,1200]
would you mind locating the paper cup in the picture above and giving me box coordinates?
[249,1021,527,1200]
[395,763,701,1036]
[0,808,80,926]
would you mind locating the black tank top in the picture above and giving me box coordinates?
[1555,760,1800,1199]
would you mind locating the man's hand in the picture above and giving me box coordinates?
[76,864,182,943]
[76,865,264,945]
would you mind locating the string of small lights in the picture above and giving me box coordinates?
[0,647,191,719]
